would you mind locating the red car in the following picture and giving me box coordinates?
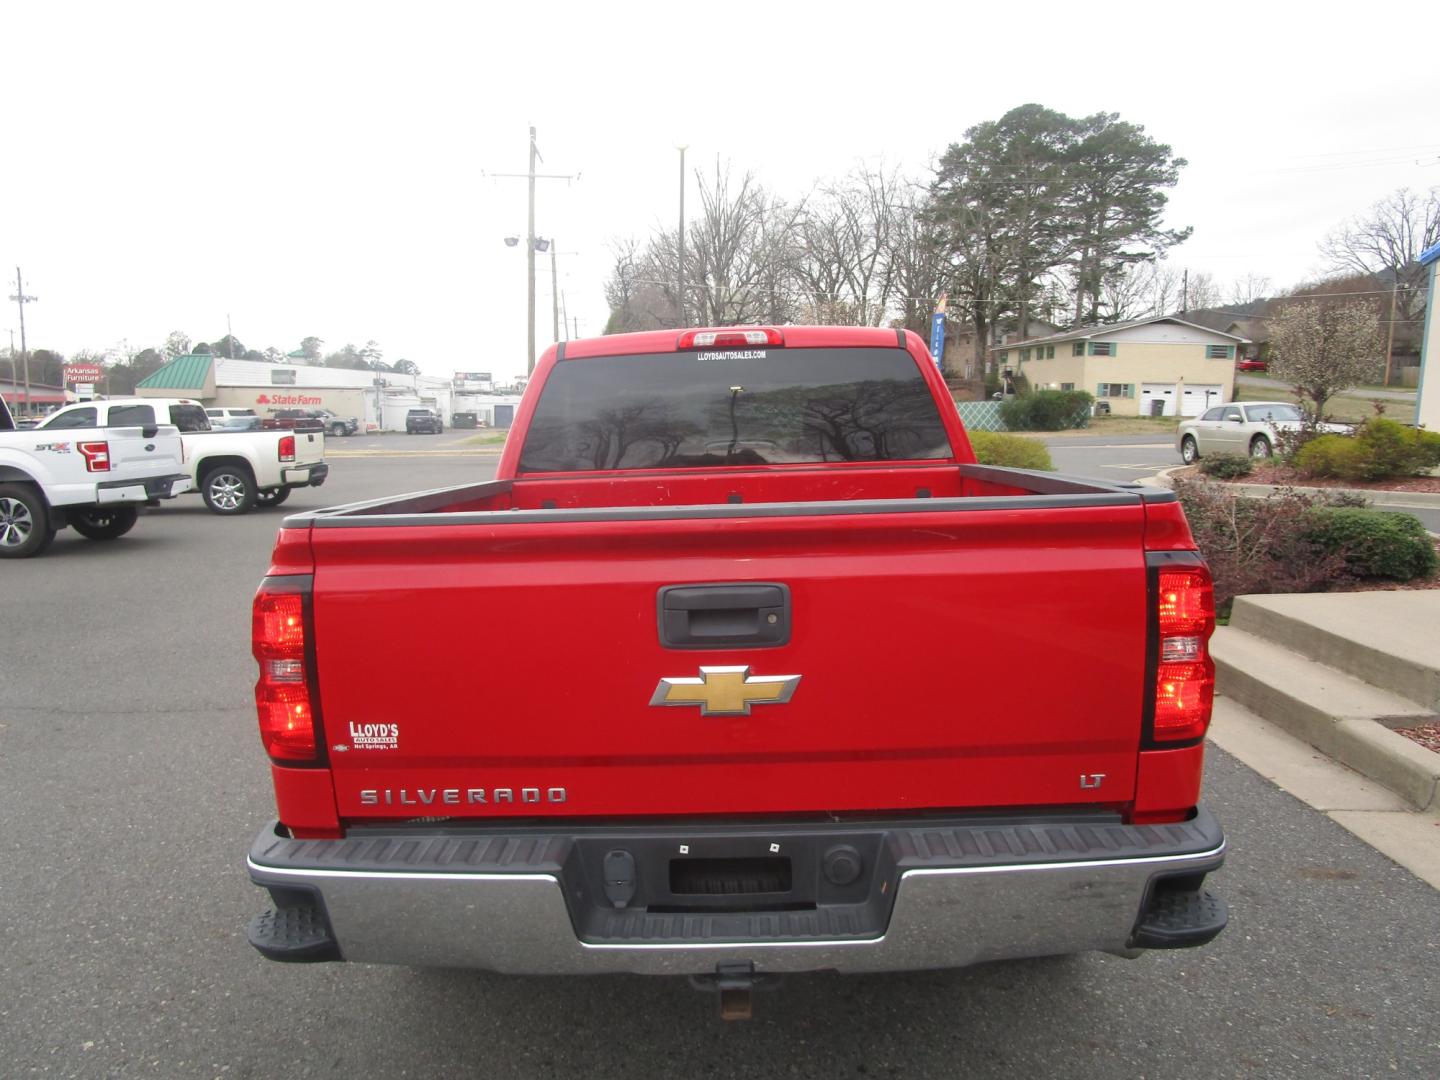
[242,326,1227,1009]
[1236,358,1268,372]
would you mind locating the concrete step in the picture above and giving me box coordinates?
[1211,626,1440,811]
[1229,593,1440,712]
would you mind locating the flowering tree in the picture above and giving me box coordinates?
[1267,300,1381,420]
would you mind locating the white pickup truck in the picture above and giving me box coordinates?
[0,394,191,558]
[37,397,328,514]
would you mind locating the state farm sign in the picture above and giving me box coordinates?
[64,364,104,384]
[255,392,323,407]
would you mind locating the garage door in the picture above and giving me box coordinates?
[1140,383,1177,417]
[1181,384,1224,417]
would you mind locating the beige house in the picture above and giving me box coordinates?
[991,316,1249,417]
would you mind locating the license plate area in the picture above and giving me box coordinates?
[567,829,893,938]
[669,856,792,897]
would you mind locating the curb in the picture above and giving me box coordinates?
[1139,466,1440,509]
[1224,482,1440,510]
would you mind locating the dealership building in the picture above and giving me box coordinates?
[135,355,522,431]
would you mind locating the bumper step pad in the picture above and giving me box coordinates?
[1131,888,1228,949]
[247,903,340,963]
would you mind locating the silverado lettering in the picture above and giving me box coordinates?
[244,325,1227,1011]
[357,787,568,806]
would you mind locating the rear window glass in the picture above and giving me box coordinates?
[169,404,211,432]
[108,404,155,426]
[42,407,97,429]
[519,347,951,472]
[1245,404,1301,423]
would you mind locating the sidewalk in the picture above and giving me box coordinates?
[1209,590,1440,889]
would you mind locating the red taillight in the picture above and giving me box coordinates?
[1151,566,1215,743]
[252,588,318,761]
[79,441,110,472]
[278,435,296,462]
[677,327,784,349]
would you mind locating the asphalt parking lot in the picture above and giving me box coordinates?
[3,451,1439,1078]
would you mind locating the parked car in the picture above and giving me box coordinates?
[214,415,263,431]
[1176,401,1349,462]
[263,409,357,437]
[452,411,479,429]
[38,397,328,514]
[260,409,324,434]
[206,407,259,426]
[405,408,443,434]
[244,325,1228,1005]
[1236,358,1268,372]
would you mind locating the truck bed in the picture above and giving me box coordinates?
[276,465,1189,822]
[286,462,1171,523]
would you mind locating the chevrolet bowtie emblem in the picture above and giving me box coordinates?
[650,665,802,717]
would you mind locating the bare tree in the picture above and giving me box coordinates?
[1319,186,1439,325]
[162,331,192,360]
[1228,272,1273,306]
[1098,262,1158,322]
[1180,270,1223,312]
[887,186,948,336]
[603,237,645,315]
[683,165,806,326]
[1268,299,1382,419]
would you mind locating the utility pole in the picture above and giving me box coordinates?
[489,127,576,374]
[1181,269,1189,315]
[677,145,687,328]
[1383,280,1406,387]
[10,268,37,413]
[560,290,570,342]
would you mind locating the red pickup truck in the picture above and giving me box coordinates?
[244,326,1226,1011]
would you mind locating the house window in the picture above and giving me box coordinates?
[1020,348,1031,362]
[998,350,1008,363]
[1046,346,1055,359]
[1206,344,1235,359]
[1060,382,1075,392]
[1089,342,1115,356]
[1096,383,1133,398]
[1072,342,1085,356]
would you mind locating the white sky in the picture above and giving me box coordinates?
[5,0,1438,381]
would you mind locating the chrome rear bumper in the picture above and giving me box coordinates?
[247,810,1226,976]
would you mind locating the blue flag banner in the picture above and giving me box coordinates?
[929,313,945,365]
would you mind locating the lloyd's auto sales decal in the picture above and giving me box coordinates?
[697,350,767,361]
[334,721,399,752]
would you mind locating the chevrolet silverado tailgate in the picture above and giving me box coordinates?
[310,499,1149,819]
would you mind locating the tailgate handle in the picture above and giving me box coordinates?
[659,584,790,649]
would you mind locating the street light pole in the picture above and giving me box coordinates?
[550,242,560,345]
[677,146,687,328]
